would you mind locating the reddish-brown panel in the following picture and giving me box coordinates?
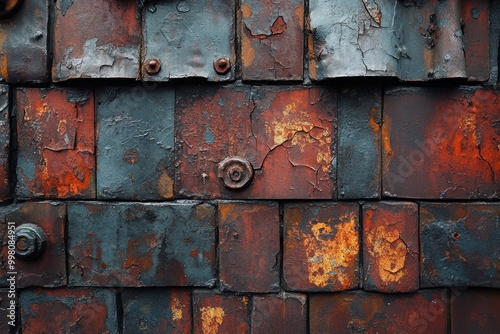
[193,292,250,334]
[241,0,304,80]
[310,290,448,333]
[0,202,66,288]
[20,288,118,333]
[0,85,10,201]
[451,288,500,334]
[420,203,500,288]
[177,85,336,199]
[123,289,192,334]
[16,87,95,199]
[363,202,419,293]
[251,293,307,334]
[0,288,16,332]
[283,202,360,291]
[219,202,280,292]
[462,0,490,81]
[383,87,500,199]
[53,0,140,81]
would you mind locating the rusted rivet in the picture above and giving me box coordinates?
[14,224,46,261]
[218,156,254,189]
[144,58,161,75]
[0,0,23,19]
[214,57,231,75]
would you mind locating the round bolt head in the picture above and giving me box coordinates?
[218,156,254,190]
[213,57,231,75]
[0,0,24,19]
[144,58,161,75]
[14,224,46,261]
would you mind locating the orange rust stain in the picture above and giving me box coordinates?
[241,4,251,18]
[295,3,305,29]
[270,16,287,35]
[200,307,225,334]
[157,171,174,199]
[123,237,156,272]
[369,105,379,133]
[170,296,183,321]
[0,30,8,79]
[307,31,317,79]
[241,30,255,68]
[382,113,393,173]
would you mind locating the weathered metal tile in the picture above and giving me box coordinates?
[309,0,488,81]
[219,202,280,292]
[0,0,48,83]
[420,203,500,288]
[251,293,307,334]
[15,87,95,199]
[283,202,360,291]
[0,288,17,333]
[20,288,118,333]
[68,202,216,287]
[337,87,381,199]
[0,85,9,201]
[193,291,250,334]
[143,0,235,82]
[96,86,175,200]
[0,202,66,288]
[240,0,304,81]
[309,290,448,333]
[123,288,192,334]
[53,0,140,81]
[490,1,500,85]
[177,85,336,199]
[383,87,500,199]
[363,202,419,293]
[451,288,500,334]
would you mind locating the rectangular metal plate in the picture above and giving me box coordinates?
[451,288,500,334]
[251,294,307,333]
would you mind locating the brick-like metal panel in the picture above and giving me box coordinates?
[96,86,175,200]
[142,0,235,82]
[363,202,419,293]
[0,0,48,83]
[240,0,304,81]
[383,87,500,199]
[219,202,280,292]
[251,293,307,333]
[451,288,500,334]
[193,292,250,334]
[177,85,336,199]
[53,0,140,81]
[68,202,216,287]
[0,84,9,201]
[309,290,448,333]
[122,288,192,334]
[283,202,360,291]
[0,202,66,288]
[15,87,96,199]
[20,288,118,334]
[420,203,500,288]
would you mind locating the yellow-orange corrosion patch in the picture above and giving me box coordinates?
[382,113,393,173]
[295,3,305,29]
[241,4,251,18]
[170,296,183,321]
[157,171,174,199]
[200,307,225,334]
[241,30,255,68]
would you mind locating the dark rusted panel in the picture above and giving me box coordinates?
[309,290,448,333]
[0,202,66,288]
[251,293,307,334]
[53,0,140,81]
[123,288,192,334]
[0,288,17,333]
[0,85,9,201]
[383,87,500,199]
[363,201,419,293]
[68,202,216,287]
[20,288,118,333]
[177,85,336,199]
[490,1,500,85]
[420,203,500,288]
[193,291,250,334]
[96,86,175,200]
[240,0,304,81]
[337,87,381,199]
[0,0,48,83]
[283,202,360,291]
[15,87,95,199]
[451,288,500,334]
[219,202,280,292]
[143,0,235,82]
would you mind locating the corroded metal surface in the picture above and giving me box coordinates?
[96,86,175,200]
[0,84,9,201]
[0,288,16,331]
[0,202,66,288]
[15,87,95,199]
[177,85,336,199]
[123,289,192,334]
[251,294,307,333]
[0,0,48,83]
[53,0,140,81]
[219,202,280,292]
[143,0,235,82]
[68,202,216,287]
[451,288,500,334]
[383,87,500,199]
[20,288,118,333]
[420,203,500,288]
[240,0,304,80]
[283,202,360,291]
[363,201,419,293]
